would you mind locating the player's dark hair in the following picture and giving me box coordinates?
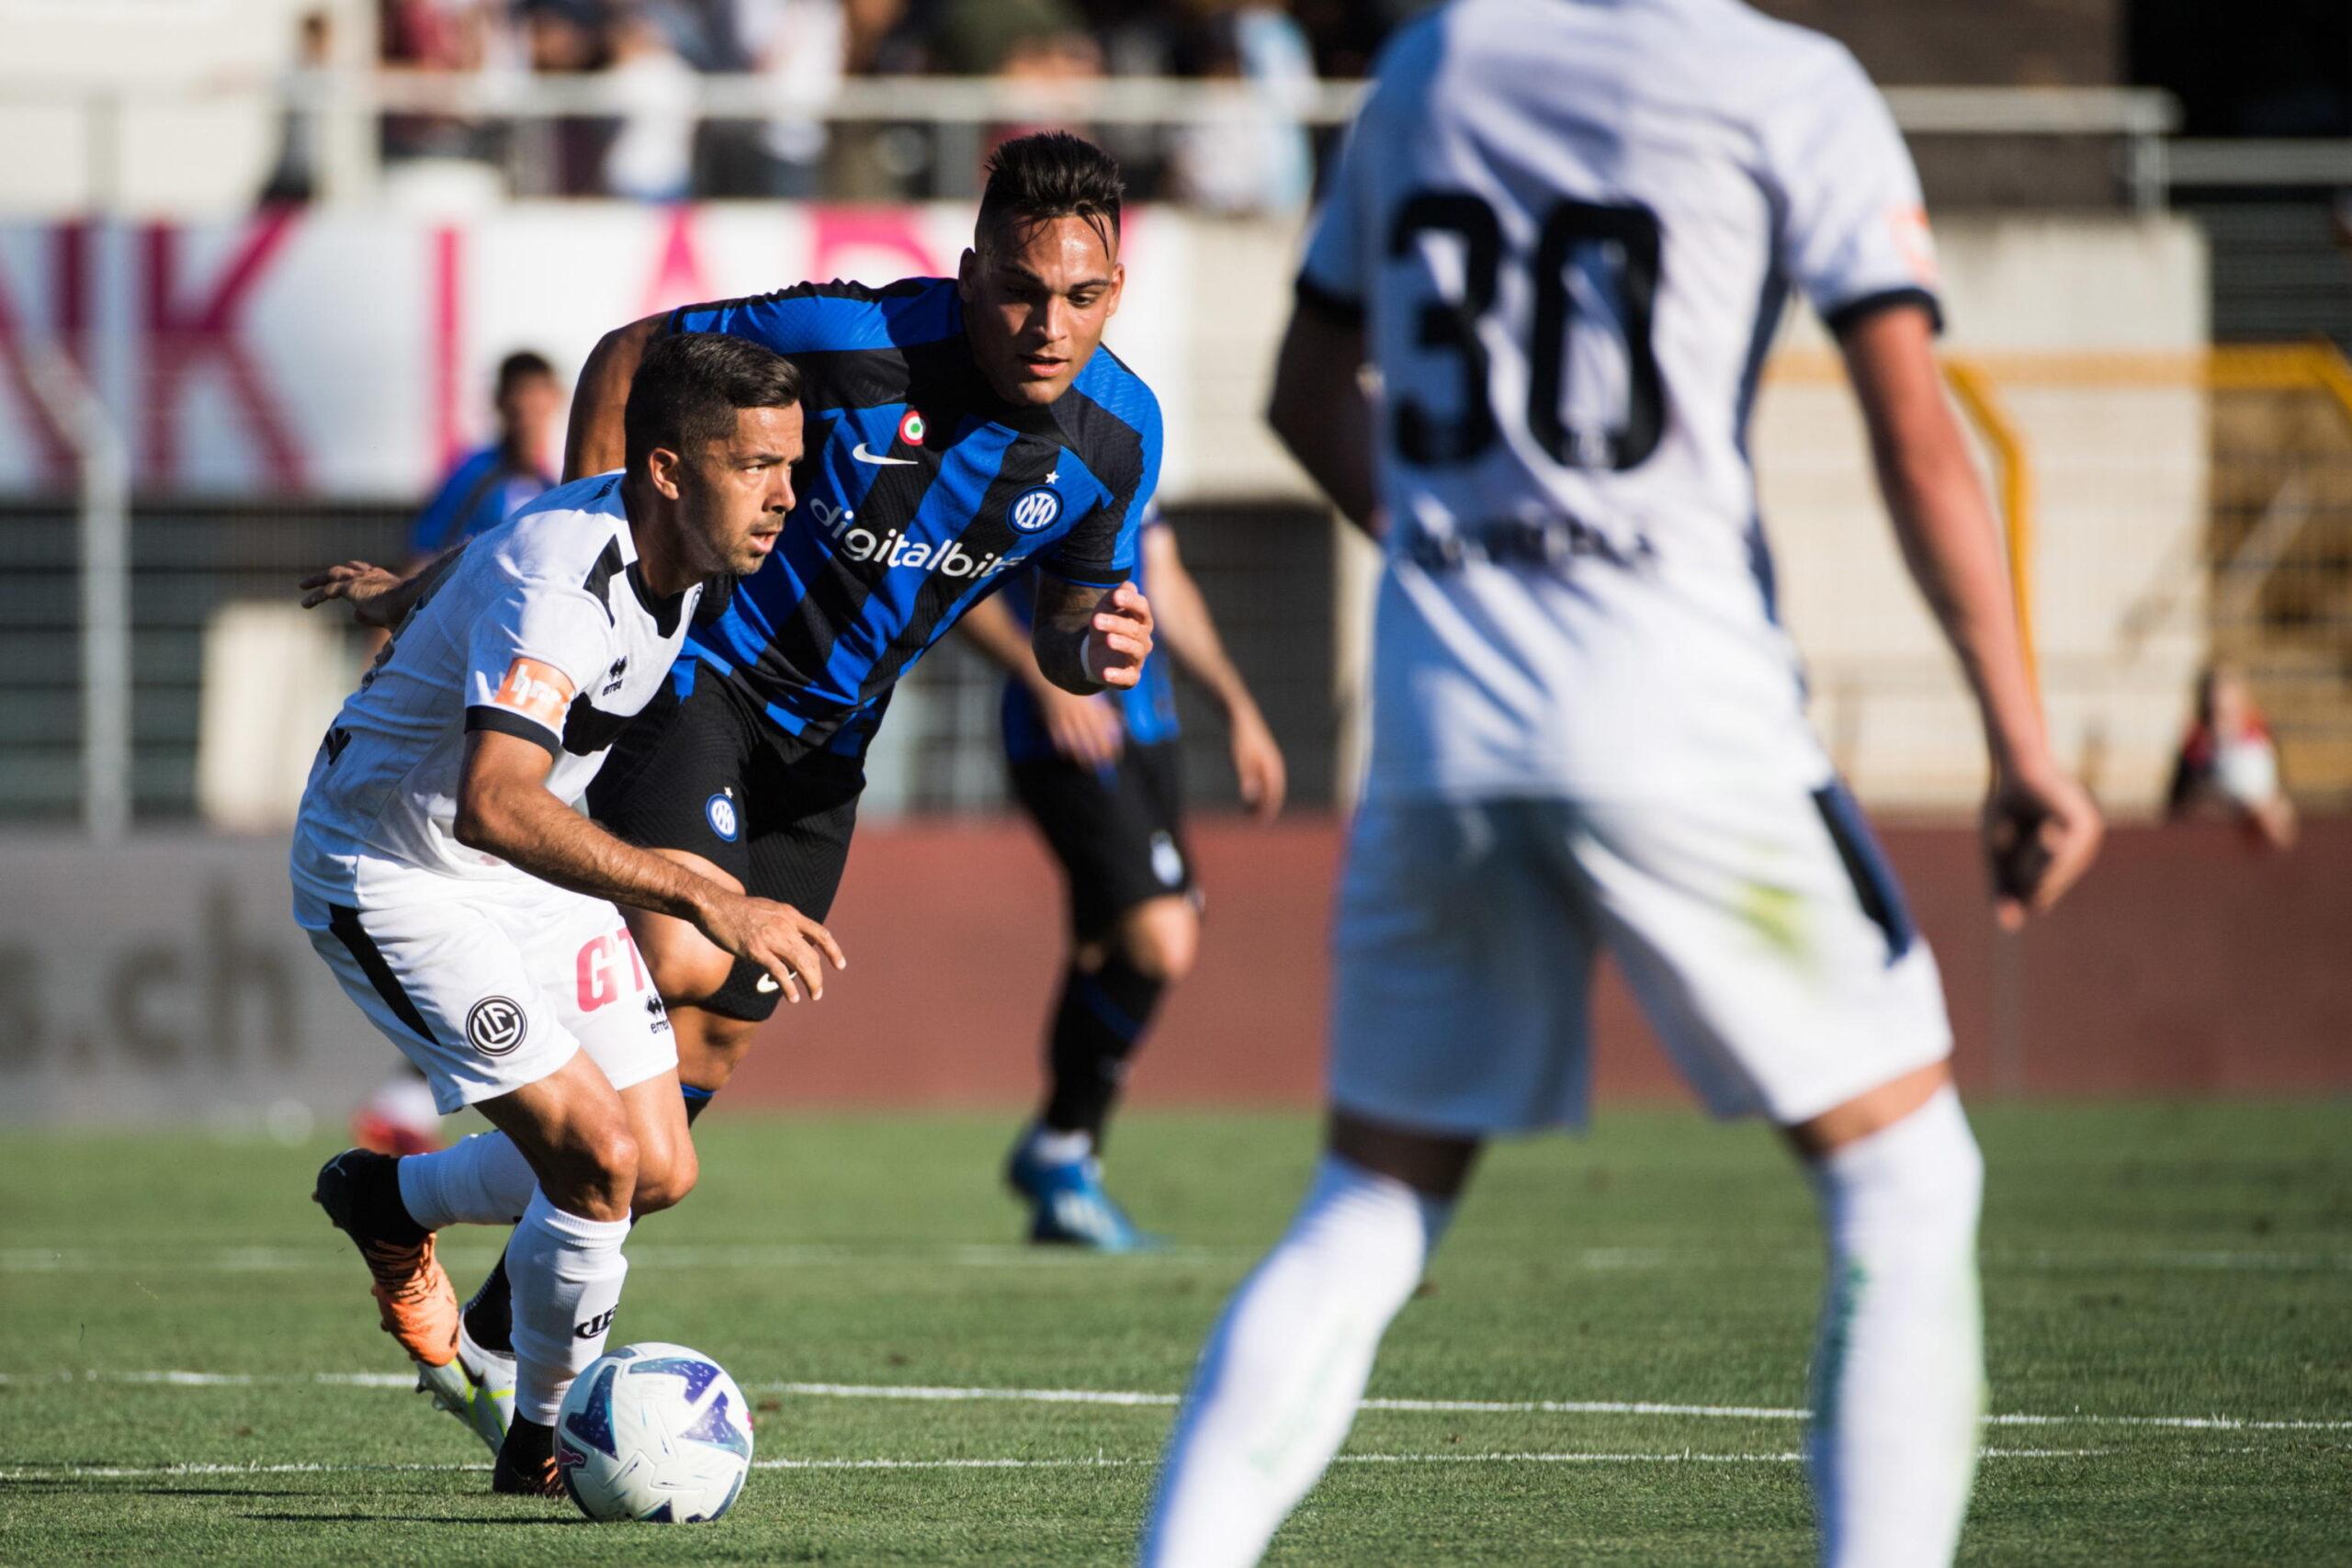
[624,332,803,469]
[495,349,556,394]
[975,131,1125,256]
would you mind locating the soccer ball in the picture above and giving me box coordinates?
[553,1341,754,1523]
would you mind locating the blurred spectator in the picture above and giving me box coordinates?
[261,9,334,204]
[412,349,565,563]
[520,0,613,196]
[2167,663,2298,851]
[604,4,701,198]
[380,0,504,161]
[1167,3,1316,215]
[734,0,851,197]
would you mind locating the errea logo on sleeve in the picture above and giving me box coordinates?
[490,658,575,728]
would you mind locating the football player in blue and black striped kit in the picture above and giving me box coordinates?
[962,507,1285,1249]
[432,132,1166,1444]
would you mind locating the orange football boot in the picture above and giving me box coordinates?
[312,1147,459,1368]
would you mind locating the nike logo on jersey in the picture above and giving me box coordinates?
[851,442,917,467]
[755,974,781,994]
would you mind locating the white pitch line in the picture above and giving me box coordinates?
[0,1448,2111,1483]
[0,1369,2343,1433]
[5,1243,2345,1275]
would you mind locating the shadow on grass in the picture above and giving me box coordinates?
[243,1511,582,1527]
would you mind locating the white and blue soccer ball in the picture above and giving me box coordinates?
[554,1341,754,1523]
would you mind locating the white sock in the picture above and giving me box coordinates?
[1028,1124,1093,1165]
[395,1133,538,1231]
[1140,1155,1453,1568]
[506,1188,630,1424]
[1807,1087,1986,1568]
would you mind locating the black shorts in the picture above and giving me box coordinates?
[1008,739,1197,939]
[587,669,864,1021]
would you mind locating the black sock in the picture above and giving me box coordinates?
[1041,952,1165,1147]
[359,1155,429,1246]
[463,1248,514,1355]
[465,1077,710,1357]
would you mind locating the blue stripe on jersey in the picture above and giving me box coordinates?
[815,422,1023,707]
[669,279,960,355]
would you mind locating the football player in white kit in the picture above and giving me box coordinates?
[1139,3,2102,1564]
[290,332,845,1496]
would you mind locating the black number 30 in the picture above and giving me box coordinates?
[1386,192,1666,472]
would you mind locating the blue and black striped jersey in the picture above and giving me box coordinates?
[665,277,1163,754]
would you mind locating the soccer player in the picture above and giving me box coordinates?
[413,350,567,559]
[349,348,569,1159]
[292,333,844,1496]
[960,504,1286,1249]
[435,130,1164,1438]
[1138,4,2103,1564]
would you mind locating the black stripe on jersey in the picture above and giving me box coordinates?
[582,538,624,624]
[776,345,914,410]
[561,698,636,757]
[464,704,560,759]
[1825,286,1943,339]
[852,435,1064,706]
[326,904,439,1045]
[752,410,953,704]
[1295,274,1367,324]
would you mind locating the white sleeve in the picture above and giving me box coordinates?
[1760,44,1942,334]
[1295,80,1386,321]
[460,576,614,755]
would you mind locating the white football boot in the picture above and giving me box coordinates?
[417,1320,514,1455]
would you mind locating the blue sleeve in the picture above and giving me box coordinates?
[410,452,484,558]
[665,277,957,355]
[1039,389,1161,589]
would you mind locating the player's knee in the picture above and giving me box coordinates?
[539,1120,639,1221]
[1119,899,1199,983]
[631,1135,699,1215]
[637,924,737,1007]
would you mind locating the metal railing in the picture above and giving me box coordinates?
[0,73,2184,208]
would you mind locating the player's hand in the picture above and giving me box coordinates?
[1038,686,1125,769]
[697,891,847,1003]
[300,561,404,628]
[1983,761,2102,931]
[1082,581,1155,690]
[1228,705,1287,822]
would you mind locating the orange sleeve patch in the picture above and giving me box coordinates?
[489,657,575,728]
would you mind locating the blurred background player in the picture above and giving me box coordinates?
[349,345,568,1158]
[1138,2,2103,1564]
[2167,662,2298,851]
[961,502,1286,1250]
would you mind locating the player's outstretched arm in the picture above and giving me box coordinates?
[959,594,1125,767]
[1032,577,1155,696]
[1841,304,2102,927]
[563,313,666,481]
[298,545,468,629]
[1139,525,1285,819]
[1267,305,1379,536]
[454,729,845,1000]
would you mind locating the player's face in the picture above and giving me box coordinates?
[497,373,563,457]
[675,403,804,579]
[958,214,1124,408]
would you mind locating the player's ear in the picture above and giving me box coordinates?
[956,248,978,301]
[1104,260,1125,319]
[646,445,684,502]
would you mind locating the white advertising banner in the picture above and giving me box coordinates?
[0,202,1198,499]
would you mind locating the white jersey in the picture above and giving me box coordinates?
[1300,0,1940,802]
[291,472,700,907]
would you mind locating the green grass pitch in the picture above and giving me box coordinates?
[2,1102,2346,1564]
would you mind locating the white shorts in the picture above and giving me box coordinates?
[1329,784,1951,1134]
[295,880,677,1115]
